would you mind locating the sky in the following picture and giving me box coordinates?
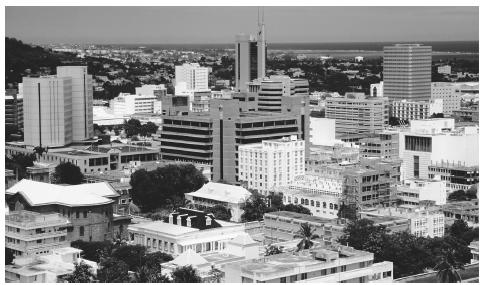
[5,6,479,45]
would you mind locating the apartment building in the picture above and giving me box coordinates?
[110,93,160,115]
[428,162,479,192]
[238,136,305,194]
[5,91,23,131]
[359,131,400,160]
[224,244,394,283]
[442,200,479,228]
[396,179,447,206]
[254,76,309,112]
[391,99,443,121]
[431,82,461,115]
[325,93,389,139]
[175,63,209,91]
[5,211,71,257]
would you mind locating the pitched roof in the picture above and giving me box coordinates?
[171,249,209,267]
[187,182,251,204]
[6,179,115,207]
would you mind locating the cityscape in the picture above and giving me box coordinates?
[3,5,480,283]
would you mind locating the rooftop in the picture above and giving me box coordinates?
[187,182,251,204]
[128,221,199,236]
[265,211,345,226]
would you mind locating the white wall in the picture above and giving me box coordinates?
[310,117,336,146]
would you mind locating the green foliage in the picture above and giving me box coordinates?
[207,204,232,222]
[65,261,95,283]
[71,240,114,263]
[265,245,284,256]
[241,191,269,222]
[171,265,202,283]
[280,204,312,215]
[449,219,479,244]
[339,219,389,250]
[111,244,147,271]
[294,223,320,251]
[97,257,131,283]
[5,248,15,265]
[52,162,85,185]
[435,250,465,283]
[134,265,171,283]
[430,113,445,118]
[123,119,159,138]
[448,189,477,201]
[5,153,36,180]
[130,164,208,212]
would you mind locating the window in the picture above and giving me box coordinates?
[290,275,297,282]
[331,267,337,274]
[280,277,287,283]
[79,226,84,236]
[321,269,327,276]
[383,271,392,278]
[301,273,307,280]
[83,211,88,218]
[414,156,420,178]
[76,211,80,219]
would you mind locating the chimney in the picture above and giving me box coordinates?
[168,214,174,224]
[187,216,196,228]
[177,215,182,226]
[206,216,212,226]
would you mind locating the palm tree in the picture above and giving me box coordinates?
[434,250,464,283]
[294,223,320,251]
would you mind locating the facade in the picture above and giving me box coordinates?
[360,206,445,238]
[369,81,384,97]
[437,65,452,75]
[453,107,479,123]
[238,136,305,194]
[428,162,479,192]
[135,84,167,98]
[442,200,479,228]
[175,63,209,91]
[325,93,389,138]
[399,119,479,180]
[383,44,432,102]
[255,76,309,112]
[185,182,252,222]
[6,180,120,242]
[279,175,343,219]
[309,117,336,146]
[56,66,94,142]
[396,179,447,206]
[110,93,159,115]
[23,76,73,147]
[5,92,23,131]
[160,97,309,184]
[224,244,394,283]
[431,82,461,115]
[305,143,360,167]
[469,240,479,264]
[161,95,190,116]
[5,211,71,257]
[128,208,247,257]
[391,99,443,121]
[359,131,400,160]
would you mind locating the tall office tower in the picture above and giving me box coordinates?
[235,13,267,91]
[175,63,209,91]
[57,66,94,141]
[383,44,432,102]
[23,76,73,147]
[257,76,309,112]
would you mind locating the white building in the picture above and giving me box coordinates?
[396,179,447,206]
[360,206,445,238]
[310,117,336,146]
[469,240,479,264]
[370,81,384,97]
[437,65,452,75]
[185,182,252,222]
[391,99,443,121]
[235,23,266,92]
[23,76,73,147]
[238,136,305,195]
[135,84,167,97]
[175,63,209,91]
[399,119,479,180]
[431,82,461,115]
[279,174,343,219]
[254,75,309,112]
[355,56,364,62]
[110,93,159,115]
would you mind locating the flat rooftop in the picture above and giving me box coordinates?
[128,221,199,236]
[265,211,338,224]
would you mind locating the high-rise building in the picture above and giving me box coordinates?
[255,76,309,112]
[235,15,266,91]
[383,44,432,102]
[238,136,305,194]
[23,76,73,147]
[56,66,94,142]
[390,99,443,121]
[175,63,209,91]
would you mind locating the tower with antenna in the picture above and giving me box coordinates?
[257,7,267,80]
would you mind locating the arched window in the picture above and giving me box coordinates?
[310,200,314,207]
[301,198,305,204]
[322,202,326,208]
[329,203,333,210]
[305,199,309,206]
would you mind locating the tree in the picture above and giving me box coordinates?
[141,121,159,136]
[52,162,85,185]
[134,265,170,283]
[70,240,114,263]
[171,265,202,283]
[5,153,36,179]
[430,113,445,118]
[130,164,208,212]
[207,204,232,222]
[448,190,467,201]
[241,192,268,222]
[338,219,388,250]
[143,251,173,268]
[280,204,312,215]
[97,257,131,283]
[434,250,464,283]
[465,185,478,200]
[294,223,320,251]
[265,245,283,256]
[208,267,224,283]
[65,261,95,283]
[123,118,142,137]
[5,248,14,265]
[111,244,147,271]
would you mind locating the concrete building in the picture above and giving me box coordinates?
[223,244,394,283]
[359,131,400,160]
[5,92,23,131]
[255,76,309,112]
[23,76,73,147]
[453,106,479,123]
[279,175,343,219]
[428,162,479,192]
[305,143,360,168]
[396,179,447,206]
[235,20,266,92]
[360,206,445,238]
[175,63,209,91]
[6,180,121,242]
[56,66,94,142]
[431,82,461,115]
[399,119,479,180]
[110,92,159,115]
[469,240,479,264]
[437,65,452,75]
[310,117,336,146]
[369,81,384,97]
[160,97,308,184]
[383,44,432,102]
[5,211,71,257]
[391,99,444,121]
[442,200,479,228]
[238,136,305,194]
[325,93,389,139]
[135,84,167,98]
[185,182,252,223]
[128,208,247,257]
[160,95,190,116]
